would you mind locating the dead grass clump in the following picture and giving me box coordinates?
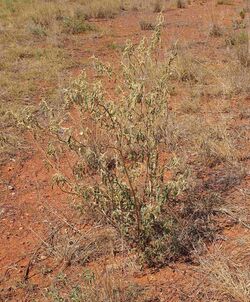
[45,265,143,302]
[226,31,250,71]
[171,49,207,83]
[219,61,250,96]
[29,3,63,29]
[217,0,233,5]
[225,31,248,46]
[176,0,187,9]
[139,20,156,30]
[200,236,250,302]
[20,205,143,301]
[45,225,117,267]
[29,24,47,37]
[80,0,123,19]
[126,0,165,12]
[179,94,202,114]
[62,17,95,34]
[0,131,24,164]
[232,18,246,30]
[236,45,250,67]
[153,0,164,13]
[169,110,238,168]
[209,23,223,37]
[193,120,236,167]
[0,104,28,164]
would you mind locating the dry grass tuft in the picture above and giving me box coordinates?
[140,20,156,30]
[152,0,164,13]
[79,0,123,19]
[62,16,95,34]
[200,236,250,302]
[217,0,234,5]
[209,23,223,37]
[170,47,207,83]
[165,0,187,9]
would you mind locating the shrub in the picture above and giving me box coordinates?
[19,17,221,267]
[56,17,187,265]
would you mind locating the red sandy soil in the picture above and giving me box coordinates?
[0,1,249,301]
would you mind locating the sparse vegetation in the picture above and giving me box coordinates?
[0,1,249,301]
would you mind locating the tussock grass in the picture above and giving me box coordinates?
[226,31,249,46]
[193,120,236,167]
[172,0,187,9]
[63,16,95,34]
[171,52,207,83]
[200,236,250,302]
[216,59,250,96]
[140,20,156,30]
[209,23,223,37]
[217,0,234,5]
[79,0,123,19]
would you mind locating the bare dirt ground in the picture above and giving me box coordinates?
[0,1,249,301]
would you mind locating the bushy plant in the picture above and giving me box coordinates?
[19,16,219,267]
[58,16,186,263]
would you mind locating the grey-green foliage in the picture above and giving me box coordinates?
[20,16,193,266]
[62,16,187,253]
